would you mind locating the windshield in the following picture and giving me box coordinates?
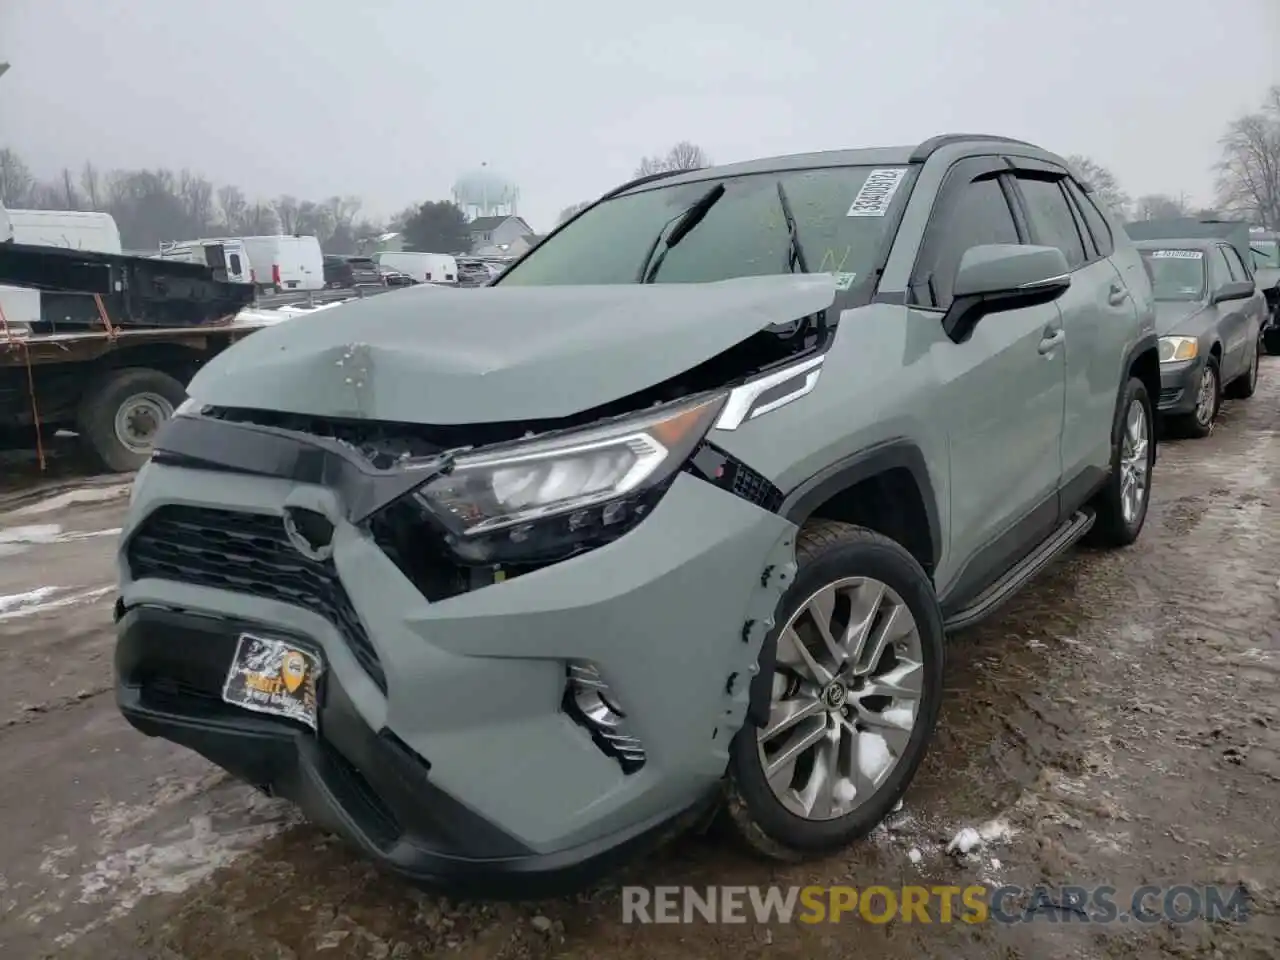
[1254,240,1279,269]
[1139,249,1206,302]
[496,165,913,290]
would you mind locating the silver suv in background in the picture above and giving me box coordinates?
[115,134,1159,897]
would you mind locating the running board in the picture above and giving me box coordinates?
[944,510,1095,633]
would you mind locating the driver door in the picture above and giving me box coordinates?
[911,158,1067,596]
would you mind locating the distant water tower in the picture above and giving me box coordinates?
[452,163,519,220]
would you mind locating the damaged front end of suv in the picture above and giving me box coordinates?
[114,158,914,896]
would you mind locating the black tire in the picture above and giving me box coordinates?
[75,367,187,473]
[1223,335,1260,400]
[723,521,944,861]
[1086,376,1154,549]
[1168,358,1219,440]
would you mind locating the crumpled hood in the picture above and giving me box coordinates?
[1154,300,1211,336]
[191,274,837,424]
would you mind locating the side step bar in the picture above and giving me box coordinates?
[944,510,1095,633]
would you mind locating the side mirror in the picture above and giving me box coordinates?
[1210,279,1254,304]
[943,244,1071,342]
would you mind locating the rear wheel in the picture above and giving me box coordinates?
[1224,335,1260,400]
[724,522,944,860]
[76,367,186,473]
[1086,377,1154,549]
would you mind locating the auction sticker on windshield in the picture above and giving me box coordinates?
[222,634,322,729]
[847,168,907,217]
[1148,250,1203,259]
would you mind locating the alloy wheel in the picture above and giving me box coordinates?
[1194,366,1217,428]
[1119,398,1150,526]
[756,577,923,822]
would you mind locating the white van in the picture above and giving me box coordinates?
[217,235,323,293]
[7,209,122,255]
[157,238,253,284]
[374,251,458,285]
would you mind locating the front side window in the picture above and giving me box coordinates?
[1139,249,1205,301]
[1016,175,1086,269]
[1221,244,1251,281]
[496,165,914,291]
[912,176,1019,310]
[1208,246,1233,290]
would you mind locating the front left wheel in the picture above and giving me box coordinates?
[724,521,944,860]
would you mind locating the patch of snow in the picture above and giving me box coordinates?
[946,818,1016,857]
[946,827,982,855]
[3,484,131,519]
[0,585,114,621]
[857,732,894,781]
[0,586,60,613]
[907,848,923,864]
[0,523,61,544]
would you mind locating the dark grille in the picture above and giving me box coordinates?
[126,505,386,693]
[1158,387,1182,407]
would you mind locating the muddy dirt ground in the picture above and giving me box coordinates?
[1,362,1277,959]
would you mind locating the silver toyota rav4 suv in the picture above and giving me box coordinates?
[115,134,1160,897]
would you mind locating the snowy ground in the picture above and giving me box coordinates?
[0,360,1277,959]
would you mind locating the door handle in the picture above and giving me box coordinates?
[1108,284,1129,307]
[1038,329,1065,354]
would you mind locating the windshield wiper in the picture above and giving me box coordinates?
[775,181,809,274]
[637,183,726,283]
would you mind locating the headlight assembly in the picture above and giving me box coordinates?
[408,393,727,564]
[1158,336,1198,363]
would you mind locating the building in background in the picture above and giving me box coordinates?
[453,164,519,220]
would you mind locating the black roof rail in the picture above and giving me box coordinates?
[599,166,703,202]
[909,133,1040,163]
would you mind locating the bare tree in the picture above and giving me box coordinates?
[273,195,300,234]
[1214,85,1280,229]
[634,141,711,178]
[216,184,249,233]
[557,201,591,224]
[178,170,216,235]
[1133,194,1191,221]
[80,161,101,210]
[60,168,80,209]
[665,141,708,171]
[0,147,33,206]
[1064,155,1130,219]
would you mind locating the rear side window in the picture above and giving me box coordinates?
[1015,176,1086,270]
[912,176,1019,309]
[1063,179,1114,257]
[229,253,242,274]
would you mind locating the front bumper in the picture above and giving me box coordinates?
[115,433,796,895]
[1157,357,1203,416]
[116,604,716,897]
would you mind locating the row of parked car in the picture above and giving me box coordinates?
[1125,219,1278,437]
[322,252,506,290]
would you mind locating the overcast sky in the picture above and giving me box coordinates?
[2,0,1277,232]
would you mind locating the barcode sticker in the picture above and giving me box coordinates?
[847,168,907,217]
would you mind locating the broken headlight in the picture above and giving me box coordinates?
[412,393,727,564]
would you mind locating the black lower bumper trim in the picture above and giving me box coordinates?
[114,604,712,898]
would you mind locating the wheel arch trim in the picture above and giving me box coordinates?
[749,440,943,728]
